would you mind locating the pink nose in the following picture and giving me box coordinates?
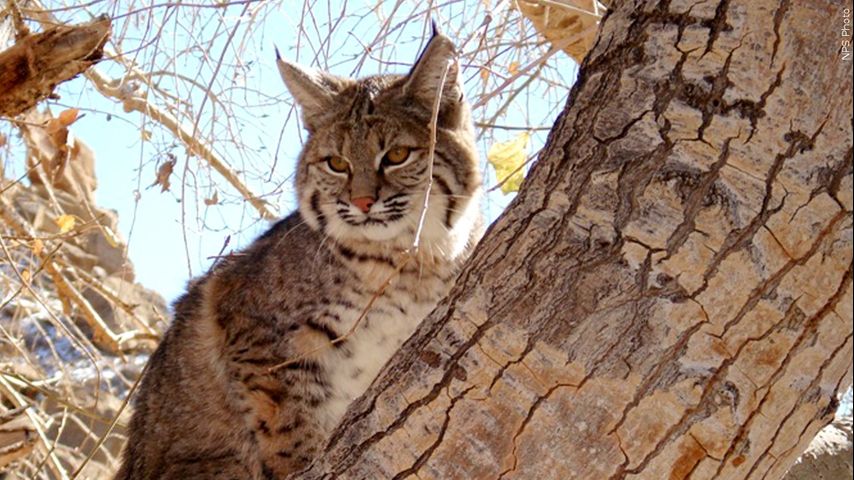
[351,196,375,213]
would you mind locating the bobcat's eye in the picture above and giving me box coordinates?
[325,156,349,173]
[383,146,411,166]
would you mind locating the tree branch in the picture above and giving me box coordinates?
[0,15,110,118]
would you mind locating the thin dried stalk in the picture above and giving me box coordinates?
[0,195,155,354]
[57,258,161,339]
[69,360,150,479]
[0,376,68,480]
[268,254,412,373]
[84,68,277,221]
[412,58,451,252]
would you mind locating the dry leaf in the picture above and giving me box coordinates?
[508,61,520,75]
[141,130,153,141]
[152,158,177,192]
[204,190,219,206]
[31,238,45,256]
[45,119,66,137]
[55,214,76,234]
[487,132,530,194]
[0,133,7,148]
[57,108,80,127]
[516,0,603,63]
[480,67,490,82]
[21,269,31,284]
[45,108,80,137]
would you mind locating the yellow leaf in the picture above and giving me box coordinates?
[480,68,490,82]
[21,269,31,284]
[508,61,520,75]
[142,130,153,141]
[487,132,530,194]
[55,214,76,234]
[101,226,120,248]
[31,238,44,256]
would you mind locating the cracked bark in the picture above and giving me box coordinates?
[299,1,853,479]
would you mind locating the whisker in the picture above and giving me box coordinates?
[271,216,313,250]
[428,193,475,199]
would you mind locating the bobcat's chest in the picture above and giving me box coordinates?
[317,270,450,429]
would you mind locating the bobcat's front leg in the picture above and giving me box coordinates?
[229,355,327,477]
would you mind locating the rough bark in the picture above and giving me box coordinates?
[300,0,853,479]
[0,15,110,118]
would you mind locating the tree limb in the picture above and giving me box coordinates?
[0,15,110,118]
[299,1,853,478]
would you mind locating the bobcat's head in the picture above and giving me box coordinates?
[278,29,481,255]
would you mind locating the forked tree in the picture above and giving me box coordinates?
[297,1,853,479]
[0,0,850,478]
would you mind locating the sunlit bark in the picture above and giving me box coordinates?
[300,1,853,478]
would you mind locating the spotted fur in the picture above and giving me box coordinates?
[116,31,482,480]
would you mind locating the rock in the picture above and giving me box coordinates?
[0,407,37,471]
[783,416,853,480]
[82,275,168,334]
[82,208,134,279]
[8,183,134,279]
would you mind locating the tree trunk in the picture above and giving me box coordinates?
[301,0,852,479]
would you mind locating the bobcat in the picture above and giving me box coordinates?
[116,29,482,479]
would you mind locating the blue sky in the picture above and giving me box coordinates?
[34,2,579,302]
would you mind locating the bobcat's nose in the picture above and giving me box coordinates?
[351,196,375,213]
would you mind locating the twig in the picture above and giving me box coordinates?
[69,359,151,479]
[0,372,118,425]
[5,0,30,38]
[0,375,68,480]
[0,195,132,355]
[413,58,451,252]
[267,254,412,373]
[475,122,552,131]
[488,149,540,193]
[471,40,567,110]
[56,257,160,339]
[83,68,276,220]
[269,52,451,373]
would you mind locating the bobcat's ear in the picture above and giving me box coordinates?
[276,49,349,130]
[403,28,462,116]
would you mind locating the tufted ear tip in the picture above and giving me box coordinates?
[404,30,461,110]
[275,53,352,130]
[431,18,440,38]
[275,56,300,88]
